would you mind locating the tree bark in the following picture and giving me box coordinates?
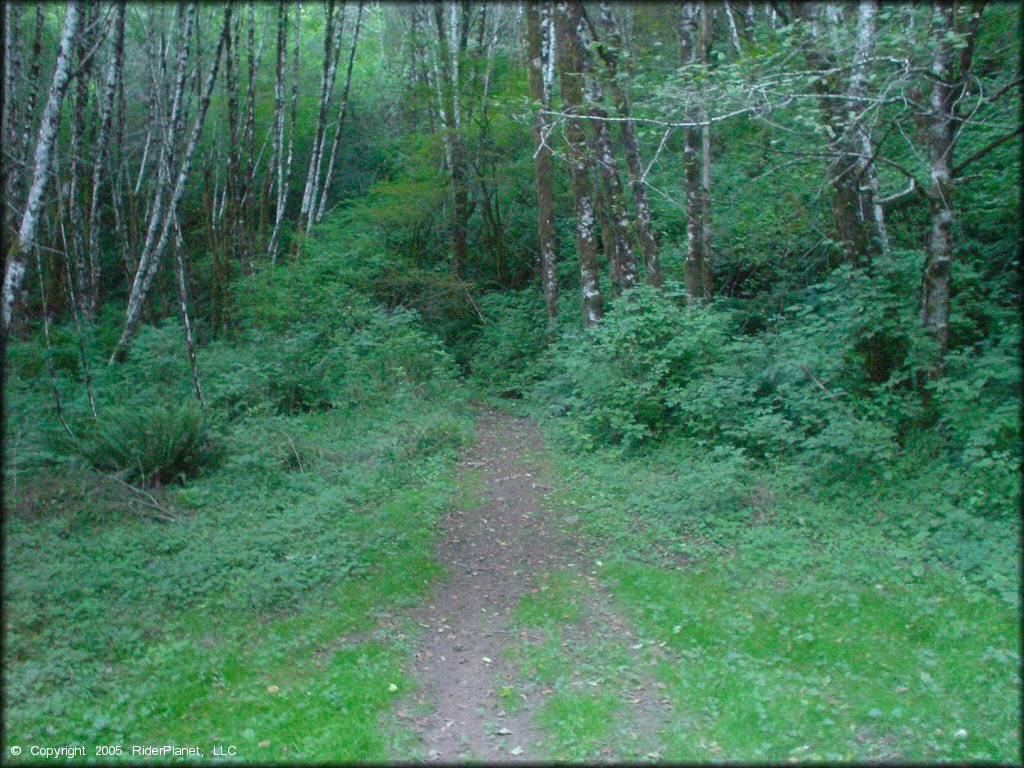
[315,0,365,224]
[299,0,345,237]
[267,0,289,263]
[1,2,24,246]
[557,0,603,326]
[793,1,876,267]
[111,4,231,363]
[595,2,661,286]
[431,2,472,277]
[525,1,560,323]
[2,2,81,340]
[171,212,205,404]
[919,0,981,378]
[577,6,636,293]
[678,2,711,301]
[849,0,889,261]
[84,0,126,318]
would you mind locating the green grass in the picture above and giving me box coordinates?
[534,691,621,761]
[609,562,1019,761]
[509,419,1021,763]
[512,570,593,626]
[3,346,471,762]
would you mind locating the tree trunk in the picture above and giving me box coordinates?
[299,0,345,237]
[2,3,24,247]
[267,0,288,262]
[678,2,710,301]
[431,2,471,277]
[84,0,126,318]
[2,2,81,340]
[171,212,205,404]
[577,7,636,293]
[595,2,661,286]
[315,0,365,224]
[919,0,980,378]
[793,2,876,268]
[849,0,889,261]
[557,0,602,326]
[111,5,231,363]
[525,1,560,323]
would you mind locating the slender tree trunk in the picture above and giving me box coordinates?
[2,3,24,247]
[919,0,980,378]
[9,5,46,236]
[84,0,126,318]
[2,2,81,341]
[432,2,471,277]
[299,0,345,237]
[723,0,743,55]
[171,212,205,404]
[242,1,257,270]
[315,0,364,223]
[56,175,97,419]
[577,7,636,292]
[33,244,75,438]
[678,2,710,301]
[698,1,712,296]
[67,1,99,320]
[524,1,560,323]
[557,0,602,326]
[267,0,288,262]
[849,0,888,261]
[111,5,231,363]
[794,2,874,267]
[595,2,660,286]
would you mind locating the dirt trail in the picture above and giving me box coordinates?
[402,408,670,762]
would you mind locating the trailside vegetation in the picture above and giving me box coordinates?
[2,1,1019,762]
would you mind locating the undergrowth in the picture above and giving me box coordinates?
[2,236,471,761]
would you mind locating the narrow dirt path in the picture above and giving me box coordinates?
[402,408,672,762]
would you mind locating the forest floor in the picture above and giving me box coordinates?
[400,408,673,762]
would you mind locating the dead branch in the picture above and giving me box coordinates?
[102,471,184,523]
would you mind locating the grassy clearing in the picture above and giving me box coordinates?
[3,343,472,762]
[530,428,1021,763]
[505,566,671,762]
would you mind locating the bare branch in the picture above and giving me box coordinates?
[951,124,1024,176]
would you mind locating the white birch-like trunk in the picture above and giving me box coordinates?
[849,0,889,258]
[111,5,231,363]
[267,0,288,263]
[2,2,81,339]
[85,0,127,317]
[300,0,345,235]
[315,0,365,223]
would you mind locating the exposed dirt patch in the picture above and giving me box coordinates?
[402,408,673,762]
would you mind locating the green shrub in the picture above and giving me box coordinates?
[534,284,728,449]
[72,404,223,486]
[468,288,549,394]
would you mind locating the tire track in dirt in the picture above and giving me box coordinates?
[401,408,673,762]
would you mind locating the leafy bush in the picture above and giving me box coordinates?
[72,404,223,486]
[534,284,728,449]
[211,261,457,418]
[468,288,549,394]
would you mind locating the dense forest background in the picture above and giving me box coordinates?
[2,0,1020,762]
